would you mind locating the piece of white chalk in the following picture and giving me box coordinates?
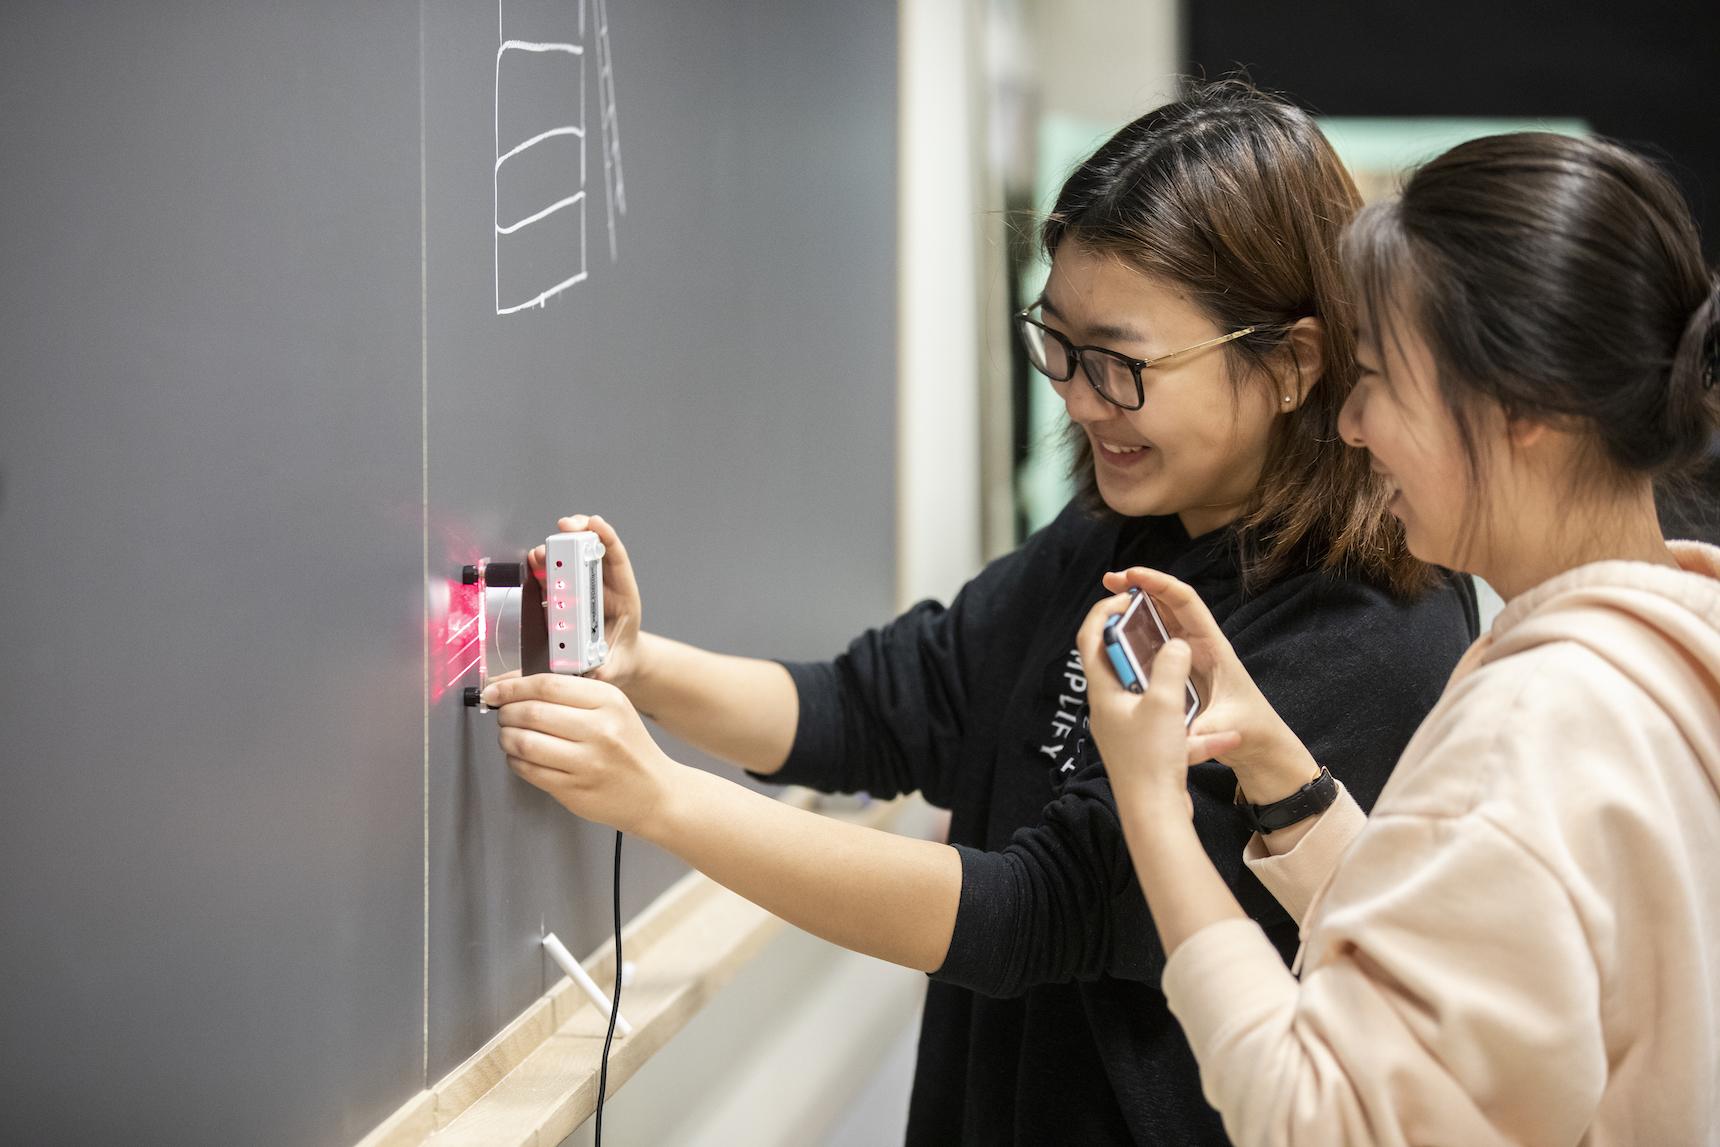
[542,932,633,1037]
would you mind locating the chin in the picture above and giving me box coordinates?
[1095,471,1178,519]
[1399,520,1454,570]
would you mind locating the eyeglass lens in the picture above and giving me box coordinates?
[1018,312,1141,409]
[1018,317,1073,381]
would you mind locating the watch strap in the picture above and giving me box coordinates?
[1239,766,1337,834]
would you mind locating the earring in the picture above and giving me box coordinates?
[1282,395,1293,403]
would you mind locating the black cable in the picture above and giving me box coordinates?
[594,829,623,1146]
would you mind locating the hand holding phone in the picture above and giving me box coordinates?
[1101,588,1201,726]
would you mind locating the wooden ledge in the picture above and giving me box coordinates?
[357,792,906,1147]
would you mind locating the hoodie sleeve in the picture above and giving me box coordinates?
[1240,785,1368,926]
[1159,651,1658,1147]
[1162,811,1605,1147]
[932,755,1300,995]
[753,506,1081,806]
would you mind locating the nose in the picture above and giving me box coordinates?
[1060,372,1116,425]
[1336,387,1366,449]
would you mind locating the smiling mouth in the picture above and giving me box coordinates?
[1094,437,1149,456]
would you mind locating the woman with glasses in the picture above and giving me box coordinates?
[482,81,1478,1144]
[1083,132,1720,1145]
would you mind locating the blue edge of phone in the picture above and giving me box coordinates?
[1102,624,1146,692]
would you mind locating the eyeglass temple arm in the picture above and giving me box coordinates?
[1142,325,1259,367]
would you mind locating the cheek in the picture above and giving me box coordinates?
[1137,388,1252,453]
[1362,404,1412,470]
[1395,414,1463,495]
[1209,390,1279,466]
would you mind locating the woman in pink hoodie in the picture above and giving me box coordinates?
[1078,131,1720,1145]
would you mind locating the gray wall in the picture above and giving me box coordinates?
[0,1,897,1143]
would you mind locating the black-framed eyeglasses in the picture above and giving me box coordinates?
[1015,307,1260,411]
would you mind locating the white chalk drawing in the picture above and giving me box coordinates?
[494,37,586,315]
[493,0,624,316]
[594,0,625,262]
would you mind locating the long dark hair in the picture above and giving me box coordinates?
[1343,132,1719,520]
[1043,80,1432,597]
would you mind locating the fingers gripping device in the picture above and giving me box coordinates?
[460,530,609,709]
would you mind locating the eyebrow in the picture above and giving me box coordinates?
[1036,294,1148,345]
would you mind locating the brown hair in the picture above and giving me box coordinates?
[1041,80,1432,597]
[1343,132,1719,531]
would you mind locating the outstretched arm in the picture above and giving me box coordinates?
[483,672,960,971]
[623,632,802,775]
[656,766,962,970]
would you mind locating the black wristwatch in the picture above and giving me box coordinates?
[1237,766,1337,834]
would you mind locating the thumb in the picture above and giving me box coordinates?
[1148,639,1192,693]
[1185,729,1241,764]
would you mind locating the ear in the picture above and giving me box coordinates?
[1505,415,1551,449]
[1272,317,1325,414]
[1506,407,1561,447]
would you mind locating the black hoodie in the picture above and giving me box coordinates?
[760,501,1479,1145]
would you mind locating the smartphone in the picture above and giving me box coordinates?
[1101,588,1200,725]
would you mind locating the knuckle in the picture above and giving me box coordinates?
[1145,686,1179,713]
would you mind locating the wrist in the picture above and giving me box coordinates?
[635,755,698,844]
[1114,777,1194,827]
[617,629,665,695]
[1117,795,1200,863]
[1237,765,1337,836]
[1234,741,1322,806]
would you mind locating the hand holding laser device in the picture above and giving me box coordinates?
[496,525,637,1147]
[458,525,612,708]
[485,670,677,835]
[481,518,651,1147]
[487,523,689,836]
[527,514,644,688]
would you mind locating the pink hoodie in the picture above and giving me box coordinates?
[1162,543,1720,1146]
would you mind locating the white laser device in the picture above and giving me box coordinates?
[545,530,609,675]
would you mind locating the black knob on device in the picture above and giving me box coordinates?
[484,562,524,587]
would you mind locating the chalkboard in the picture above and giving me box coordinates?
[0,2,897,1143]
